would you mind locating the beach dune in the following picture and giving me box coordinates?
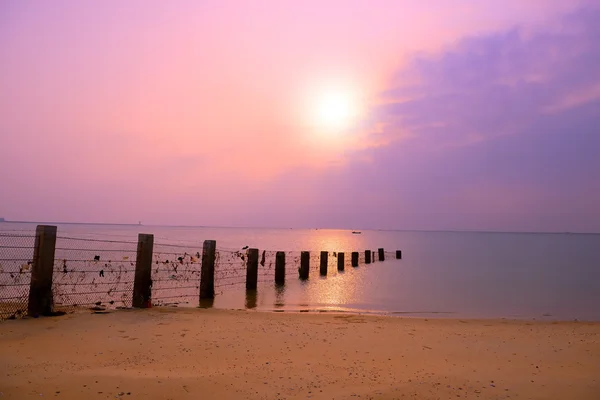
[0,309,598,399]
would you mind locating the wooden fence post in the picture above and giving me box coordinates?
[351,252,359,267]
[320,251,328,276]
[378,248,385,261]
[396,250,402,259]
[245,290,257,309]
[372,250,376,262]
[28,225,57,317]
[299,251,309,279]
[337,252,344,271]
[200,240,216,300]
[132,233,154,308]
[275,251,285,285]
[246,248,259,290]
[365,250,371,264]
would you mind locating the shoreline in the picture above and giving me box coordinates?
[1,307,599,399]
[3,301,597,323]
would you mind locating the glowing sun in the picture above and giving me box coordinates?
[311,89,361,132]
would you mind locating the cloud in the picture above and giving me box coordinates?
[257,5,600,232]
[377,6,600,147]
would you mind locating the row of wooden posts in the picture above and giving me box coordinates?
[26,225,402,317]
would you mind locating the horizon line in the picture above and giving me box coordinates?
[1,219,598,235]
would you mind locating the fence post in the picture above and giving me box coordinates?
[337,252,344,271]
[28,225,57,317]
[351,252,359,267]
[396,250,402,259]
[365,250,371,264]
[245,290,257,309]
[246,248,259,290]
[200,240,216,300]
[132,233,154,308]
[320,251,328,276]
[378,248,385,261]
[275,251,285,285]
[299,251,309,279]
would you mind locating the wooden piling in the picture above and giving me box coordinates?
[299,251,310,279]
[246,248,259,290]
[28,225,57,317]
[351,252,359,267]
[275,251,285,285]
[200,240,216,300]
[245,290,257,309]
[337,252,344,271]
[365,250,371,264]
[132,233,154,308]
[396,250,402,259]
[320,251,328,276]
[372,250,376,262]
[378,248,385,261]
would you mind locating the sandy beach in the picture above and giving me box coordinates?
[0,308,598,400]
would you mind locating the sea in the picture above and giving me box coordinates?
[1,221,599,321]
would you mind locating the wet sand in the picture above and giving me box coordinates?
[0,308,598,399]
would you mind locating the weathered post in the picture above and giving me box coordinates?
[351,252,359,267]
[396,250,402,259]
[200,240,216,300]
[378,248,385,261]
[299,251,310,279]
[320,251,328,276]
[246,248,259,290]
[28,225,57,317]
[275,251,285,285]
[365,250,371,264]
[337,252,345,271]
[372,250,376,262]
[132,233,154,308]
[245,290,257,309]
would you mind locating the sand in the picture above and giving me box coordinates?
[0,308,598,399]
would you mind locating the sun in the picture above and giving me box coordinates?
[310,88,361,133]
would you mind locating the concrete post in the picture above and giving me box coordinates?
[246,248,258,290]
[351,252,359,267]
[132,233,154,308]
[299,251,309,279]
[320,251,328,276]
[337,252,344,271]
[200,240,216,300]
[28,225,57,317]
[275,251,285,285]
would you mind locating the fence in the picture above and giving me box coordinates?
[0,232,35,319]
[0,225,402,320]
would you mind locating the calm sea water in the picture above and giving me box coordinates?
[2,222,599,320]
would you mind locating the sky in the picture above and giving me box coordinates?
[1,0,599,232]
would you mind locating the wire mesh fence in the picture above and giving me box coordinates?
[1,227,398,319]
[214,248,248,291]
[214,248,281,290]
[0,233,36,319]
[151,242,202,306]
[52,236,138,312]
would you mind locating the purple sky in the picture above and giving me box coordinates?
[1,1,599,232]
